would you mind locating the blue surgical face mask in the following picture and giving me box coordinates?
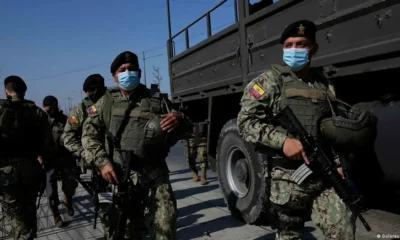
[283,47,311,71]
[117,71,140,91]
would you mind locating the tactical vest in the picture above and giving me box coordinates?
[103,86,165,165]
[272,65,333,138]
[0,99,41,159]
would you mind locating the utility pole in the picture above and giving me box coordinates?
[68,97,72,112]
[142,51,147,87]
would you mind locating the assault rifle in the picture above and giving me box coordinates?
[37,169,46,209]
[271,106,371,231]
[112,150,134,240]
[91,165,104,229]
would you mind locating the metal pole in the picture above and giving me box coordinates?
[68,97,72,111]
[143,51,147,87]
[167,0,172,40]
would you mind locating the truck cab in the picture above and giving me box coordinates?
[166,0,400,224]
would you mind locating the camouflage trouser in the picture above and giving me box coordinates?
[269,167,356,240]
[0,161,43,240]
[184,138,208,171]
[101,166,177,240]
[45,166,78,210]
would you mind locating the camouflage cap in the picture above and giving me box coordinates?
[110,51,139,75]
[280,20,317,44]
[4,75,27,93]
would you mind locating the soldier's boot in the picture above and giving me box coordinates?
[54,215,64,228]
[63,196,74,216]
[51,206,64,228]
[49,198,64,228]
[200,169,207,185]
[191,169,199,182]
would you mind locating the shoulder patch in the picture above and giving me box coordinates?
[249,83,265,99]
[258,76,267,85]
[69,115,79,126]
[87,105,97,115]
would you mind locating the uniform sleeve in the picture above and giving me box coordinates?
[81,97,111,170]
[36,108,57,166]
[62,105,84,158]
[237,71,287,150]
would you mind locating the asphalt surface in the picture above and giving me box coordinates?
[0,142,399,239]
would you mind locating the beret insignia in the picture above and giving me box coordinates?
[298,24,305,35]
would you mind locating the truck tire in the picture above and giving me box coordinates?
[216,119,269,225]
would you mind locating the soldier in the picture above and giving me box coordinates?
[43,95,78,228]
[0,76,56,240]
[184,122,209,185]
[61,74,111,230]
[82,51,191,239]
[62,73,108,170]
[237,20,355,239]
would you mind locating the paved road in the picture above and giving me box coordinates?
[1,142,399,240]
[168,143,400,240]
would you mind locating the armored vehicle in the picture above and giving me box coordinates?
[166,0,400,224]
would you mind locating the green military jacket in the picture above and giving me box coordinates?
[0,96,56,165]
[82,84,191,171]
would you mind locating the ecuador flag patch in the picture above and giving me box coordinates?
[88,105,97,115]
[249,83,265,99]
[69,115,79,126]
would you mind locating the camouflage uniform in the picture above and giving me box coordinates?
[183,134,208,184]
[82,84,190,239]
[237,65,355,240]
[0,96,56,240]
[46,110,79,226]
[62,96,111,228]
[62,98,94,165]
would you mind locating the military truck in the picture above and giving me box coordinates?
[165,0,400,225]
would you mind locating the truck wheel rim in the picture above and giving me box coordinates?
[226,146,250,198]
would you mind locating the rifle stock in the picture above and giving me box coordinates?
[272,106,371,231]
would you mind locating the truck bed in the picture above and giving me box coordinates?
[168,0,400,102]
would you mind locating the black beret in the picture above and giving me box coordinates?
[4,75,27,93]
[43,95,58,106]
[83,74,105,92]
[280,20,317,44]
[110,51,139,75]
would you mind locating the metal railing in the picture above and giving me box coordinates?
[170,0,238,54]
